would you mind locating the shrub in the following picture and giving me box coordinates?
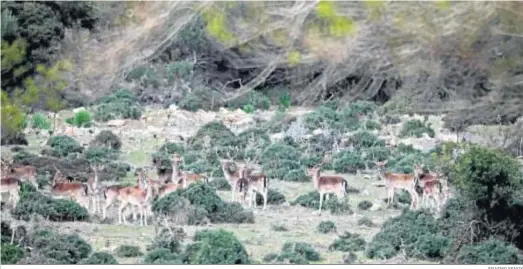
[281,168,310,182]
[358,200,373,211]
[304,105,342,131]
[317,220,337,234]
[184,229,250,264]
[271,224,288,232]
[84,147,119,163]
[12,191,89,222]
[148,227,185,253]
[291,191,353,215]
[1,243,24,264]
[349,131,385,149]
[399,119,435,138]
[456,239,522,264]
[256,189,286,205]
[67,110,91,128]
[29,230,92,264]
[209,178,231,191]
[143,248,182,264]
[332,150,365,173]
[31,113,51,130]
[94,89,142,122]
[344,101,377,118]
[261,143,302,180]
[45,135,83,158]
[278,91,291,111]
[116,245,143,257]
[366,209,442,260]
[342,251,357,264]
[91,130,122,150]
[413,234,451,260]
[361,120,381,130]
[178,93,205,112]
[329,232,366,252]
[281,242,320,262]
[357,217,375,227]
[80,252,119,264]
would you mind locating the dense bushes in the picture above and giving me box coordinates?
[45,135,83,158]
[256,189,286,205]
[317,220,336,234]
[116,245,143,258]
[91,130,122,150]
[263,241,321,264]
[455,239,522,264]
[94,89,142,122]
[399,119,435,138]
[329,232,367,252]
[23,230,93,264]
[80,252,119,264]
[291,191,353,215]
[66,109,91,128]
[152,182,254,225]
[184,229,251,264]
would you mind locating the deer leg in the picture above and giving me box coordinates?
[318,191,324,214]
[118,203,128,225]
[263,189,268,210]
[231,183,237,202]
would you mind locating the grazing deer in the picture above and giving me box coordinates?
[87,164,104,214]
[117,170,154,226]
[1,177,21,208]
[308,166,350,214]
[413,164,445,210]
[375,160,419,210]
[2,158,38,190]
[171,154,209,188]
[240,156,269,210]
[50,167,89,208]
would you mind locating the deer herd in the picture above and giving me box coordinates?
[1,149,450,226]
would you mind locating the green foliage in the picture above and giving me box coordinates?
[361,120,381,130]
[116,245,143,258]
[278,91,291,111]
[80,252,119,264]
[147,227,185,253]
[317,220,337,234]
[143,248,182,264]
[291,191,353,215]
[91,130,122,150]
[242,104,254,114]
[399,119,435,138]
[178,93,205,112]
[357,216,375,227]
[184,229,250,264]
[31,112,51,130]
[331,149,365,173]
[231,91,272,111]
[366,209,445,260]
[256,189,286,205]
[209,178,231,191]
[84,147,119,163]
[329,232,366,252]
[281,242,320,262]
[1,91,27,144]
[358,200,373,211]
[413,234,451,260]
[271,224,288,232]
[456,239,522,264]
[28,230,92,264]
[350,130,385,149]
[12,190,89,222]
[166,61,194,82]
[261,142,302,180]
[45,135,83,158]
[66,109,91,128]
[94,89,142,122]
[1,243,24,264]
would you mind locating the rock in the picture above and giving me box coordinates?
[312,129,324,136]
[107,119,126,127]
[270,132,285,142]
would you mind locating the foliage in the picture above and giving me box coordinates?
[317,220,337,234]
[143,248,182,264]
[94,89,142,122]
[256,189,286,205]
[80,252,119,264]
[27,230,92,264]
[331,150,366,173]
[209,178,231,191]
[90,130,122,150]
[357,216,375,227]
[281,242,320,262]
[116,245,143,258]
[66,109,91,128]
[413,234,451,260]
[261,142,302,180]
[455,239,522,264]
[45,135,83,158]
[1,244,24,264]
[329,232,367,252]
[183,229,250,264]
[358,200,373,211]
[1,91,27,144]
[291,191,353,215]
[271,224,288,232]
[12,189,89,222]
[399,119,435,138]
[31,112,51,130]
[84,147,119,163]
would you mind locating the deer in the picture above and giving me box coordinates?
[308,166,350,214]
[116,170,154,226]
[171,154,209,188]
[374,160,419,210]
[87,163,104,215]
[235,177,250,205]
[1,177,21,208]
[413,164,445,210]
[239,155,269,210]
[2,157,38,190]
[50,166,90,208]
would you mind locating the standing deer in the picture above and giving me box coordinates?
[1,177,21,208]
[240,156,269,210]
[87,164,104,214]
[308,166,350,214]
[171,154,209,188]
[413,164,445,210]
[2,158,38,190]
[117,170,154,226]
[50,167,89,208]
[375,160,419,210]
[220,159,247,202]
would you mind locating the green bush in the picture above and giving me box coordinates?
[278,91,291,111]
[84,147,119,163]
[261,143,302,180]
[271,224,288,232]
[178,93,205,112]
[209,178,231,191]
[399,119,435,138]
[147,227,185,253]
[456,239,522,264]
[183,229,250,264]
[344,101,378,118]
[357,217,375,227]
[68,110,91,128]
[291,191,353,215]
[281,242,320,262]
[94,89,142,122]
[45,135,83,158]
[332,150,365,173]
[91,130,122,150]
[329,232,366,252]
[349,131,385,149]
[317,220,337,234]
[1,243,25,264]
[256,189,286,205]
[361,120,381,130]
[12,191,89,222]
[143,248,182,264]
[413,234,451,260]
[281,168,310,182]
[358,200,373,211]
[31,113,51,130]
[80,252,119,264]
[116,245,143,257]
[29,230,92,264]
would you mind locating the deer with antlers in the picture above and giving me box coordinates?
[308,165,350,214]
[239,154,269,210]
[51,166,90,208]
[2,157,39,190]
[375,160,419,210]
[413,164,446,210]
